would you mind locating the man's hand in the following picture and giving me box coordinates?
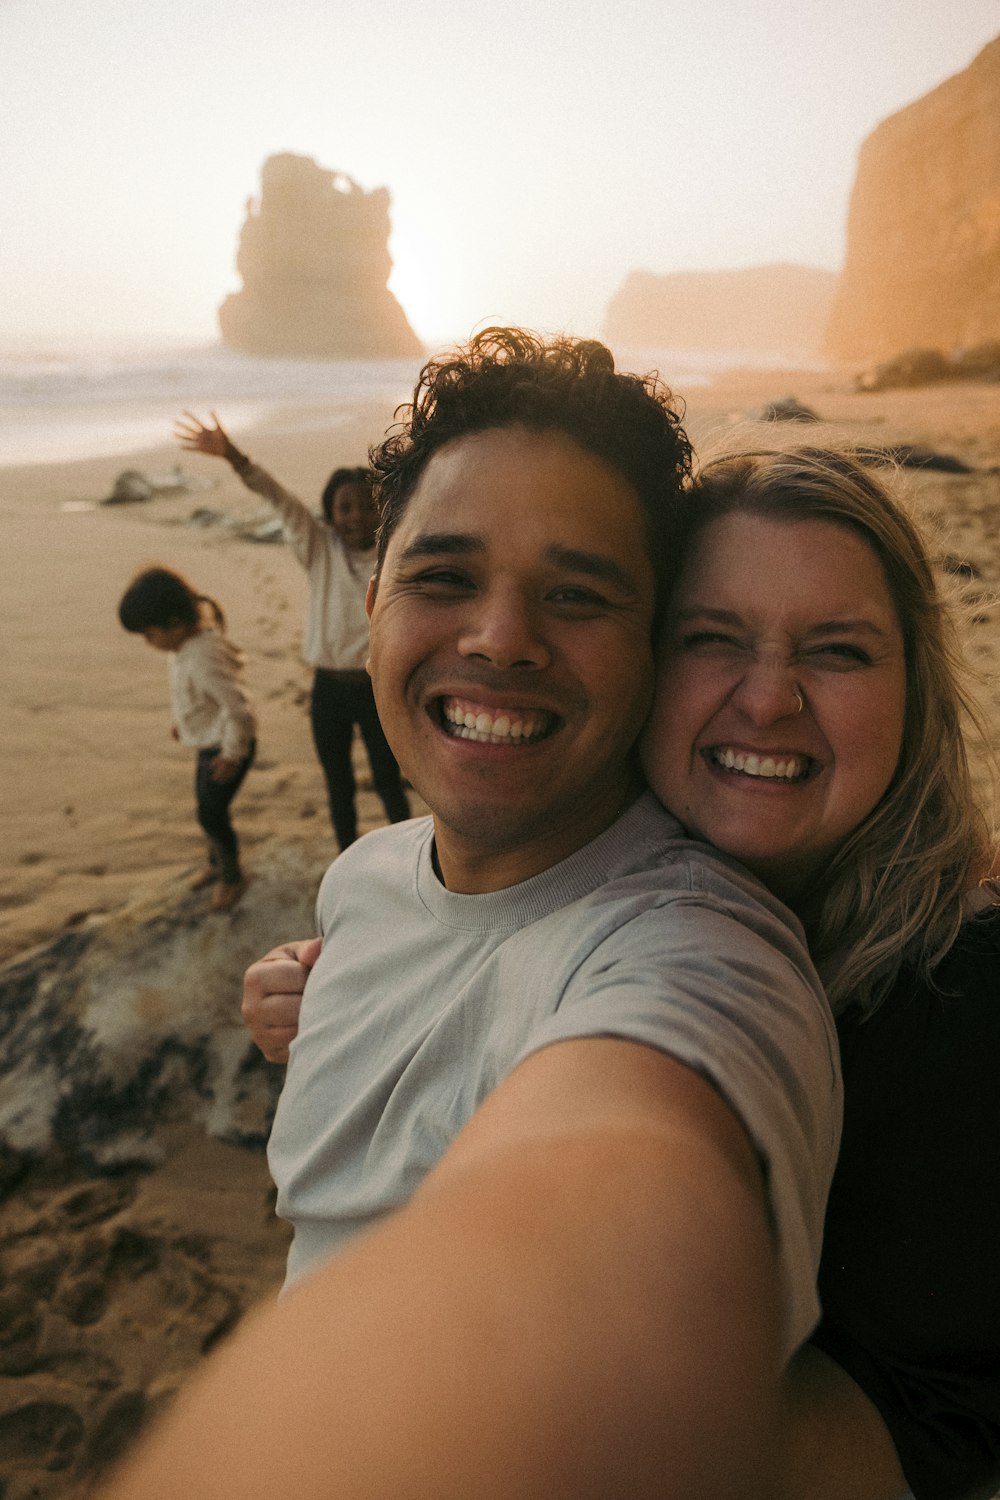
[242,938,318,1063]
[175,410,233,460]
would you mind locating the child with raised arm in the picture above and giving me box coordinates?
[174,412,409,850]
[118,566,257,911]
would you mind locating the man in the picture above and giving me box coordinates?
[102,330,840,1500]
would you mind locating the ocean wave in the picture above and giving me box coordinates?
[0,341,422,409]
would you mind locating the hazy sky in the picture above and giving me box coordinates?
[2,0,998,347]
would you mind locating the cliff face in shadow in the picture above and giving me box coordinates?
[219,153,423,359]
[603,263,838,359]
[825,36,1000,362]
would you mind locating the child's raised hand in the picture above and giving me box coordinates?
[242,937,320,1063]
[175,410,230,459]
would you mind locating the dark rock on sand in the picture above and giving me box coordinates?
[953,339,1000,379]
[854,342,1000,393]
[746,396,821,422]
[0,845,323,1492]
[854,443,975,474]
[855,348,954,392]
[0,844,325,1183]
[101,466,204,506]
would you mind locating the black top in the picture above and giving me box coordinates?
[813,906,1000,1500]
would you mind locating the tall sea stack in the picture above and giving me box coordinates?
[219,153,422,359]
[824,36,1000,362]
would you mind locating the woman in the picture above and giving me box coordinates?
[239,446,999,1498]
[175,412,410,849]
[640,446,999,1500]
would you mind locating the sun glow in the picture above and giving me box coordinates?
[388,214,454,347]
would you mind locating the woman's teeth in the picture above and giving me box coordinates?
[712,748,807,781]
[442,700,551,744]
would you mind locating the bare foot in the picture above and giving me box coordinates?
[189,866,219,891]
[209,877,247,912]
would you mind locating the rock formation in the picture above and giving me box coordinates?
[603,264,838,358]
[825,36,1000,362]
[219,153,423,359]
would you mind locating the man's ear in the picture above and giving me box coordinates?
[365,575,377,618]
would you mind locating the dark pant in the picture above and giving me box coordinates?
[195,741,255,883]
[310,669,409,850]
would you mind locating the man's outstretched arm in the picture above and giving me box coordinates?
[241,947,911,1499]
[101,1038,783,1500]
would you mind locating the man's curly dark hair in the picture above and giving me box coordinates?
[369,328,692,594]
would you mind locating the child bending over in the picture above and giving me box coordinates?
[119,566,257,911]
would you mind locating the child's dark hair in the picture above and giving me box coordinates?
[321,466,373,525]
[118,566,224,633]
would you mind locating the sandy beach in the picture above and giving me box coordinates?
[1,366,998,1494]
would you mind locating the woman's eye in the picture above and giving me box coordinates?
[680,630,744,651]
[809,643,873,666]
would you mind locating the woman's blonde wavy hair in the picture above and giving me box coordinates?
[675,446,996,1016]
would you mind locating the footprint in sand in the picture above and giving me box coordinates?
[52,1180,137,1230]
[0,1287,43,1376]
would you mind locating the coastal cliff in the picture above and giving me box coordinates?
[219,153,423,360]
[603,263,838,358]
[825,36,1000,362]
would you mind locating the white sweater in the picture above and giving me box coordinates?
[168,629,257,762]
[238,462,375,672]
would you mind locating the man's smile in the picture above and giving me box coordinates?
[437,695,559,745]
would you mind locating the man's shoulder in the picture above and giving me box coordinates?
[590,794,800,915]
[534,795,822,1009]
[316,816,433,903]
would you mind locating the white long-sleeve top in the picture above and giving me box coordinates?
[237,462,375,672]
[168,629,257,762]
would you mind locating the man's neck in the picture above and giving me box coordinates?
[431,774,645,895]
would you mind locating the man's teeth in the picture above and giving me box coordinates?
[713,748,806,780]
[442,701,550,744]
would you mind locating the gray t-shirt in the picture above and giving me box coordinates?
[268,793,841,1357]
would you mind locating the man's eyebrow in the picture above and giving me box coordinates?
[545,545,638,594]
[398,532,485,563]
